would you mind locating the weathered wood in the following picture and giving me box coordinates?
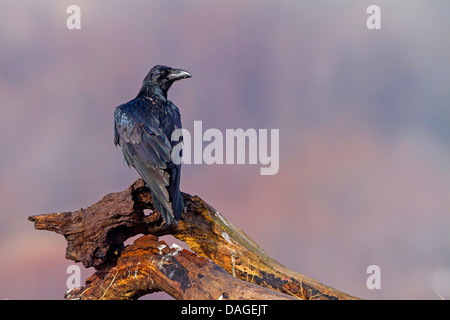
[29,179,359,300]
[29,180,167,269]
[65,234,296,300]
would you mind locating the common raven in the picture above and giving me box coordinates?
[114,65,191,224]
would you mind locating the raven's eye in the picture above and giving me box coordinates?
[160,70,167,77]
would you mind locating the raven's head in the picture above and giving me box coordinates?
[141,65,192,98]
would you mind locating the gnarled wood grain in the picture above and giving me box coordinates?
[29,179,359,300]
[64,235,295,300]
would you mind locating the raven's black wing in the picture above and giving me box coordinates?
[114,97,182,224]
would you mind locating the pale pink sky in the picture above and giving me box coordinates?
[0,1,449,299]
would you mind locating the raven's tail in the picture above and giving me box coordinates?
[165,163,184,223]
[132,157,183,224]
[132,161,178,224]
[171,190,184,221]
[152,197,178,225]
[151,189,183,224]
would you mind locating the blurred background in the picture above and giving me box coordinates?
[0,0,449,299]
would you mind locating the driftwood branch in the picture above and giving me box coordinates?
[29,179,359,300]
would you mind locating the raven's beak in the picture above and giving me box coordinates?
[167,69,192,81]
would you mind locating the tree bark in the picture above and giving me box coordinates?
[29,179,360,300]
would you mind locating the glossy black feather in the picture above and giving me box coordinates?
[114,65,190,224]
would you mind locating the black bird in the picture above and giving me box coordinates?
[114,65,191,224]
